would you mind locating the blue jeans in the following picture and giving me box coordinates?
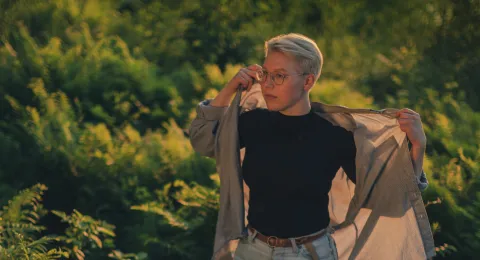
[234,226,338,260]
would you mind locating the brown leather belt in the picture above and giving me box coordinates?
[248,226,326,248]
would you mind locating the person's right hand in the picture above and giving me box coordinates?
[225,64,263,93]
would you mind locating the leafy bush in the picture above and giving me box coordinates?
[1,0,479,259]
[0,183,147,259]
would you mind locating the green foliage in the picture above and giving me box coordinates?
[1,75,216,256]
[362,44,480,258]
[0,184,146,260]
[310,79,375,109]
[131,175,220,259]
[1,20,180,131]
[0,184,66,259]
[0,0,479,259]
[51,209,116,259]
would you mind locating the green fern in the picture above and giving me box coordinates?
[0,184,67,259]
[131,175,220,259]
[0,184,147,259]
[51,209,116,250]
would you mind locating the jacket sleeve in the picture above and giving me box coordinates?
[188,99,228,158]
[417,169,429,192]
[407,141,429,192]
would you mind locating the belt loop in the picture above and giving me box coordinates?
[248,229,258,243]
[289,238,299,253]
[304,241,321,260]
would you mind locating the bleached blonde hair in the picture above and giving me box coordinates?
[264,33,323,81]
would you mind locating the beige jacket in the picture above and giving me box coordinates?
[189,84,435,260]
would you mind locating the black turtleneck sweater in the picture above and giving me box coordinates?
[238,108,356,238]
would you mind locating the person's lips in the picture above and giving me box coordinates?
[264,94,277,99]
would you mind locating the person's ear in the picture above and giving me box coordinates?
[303,74,315,92]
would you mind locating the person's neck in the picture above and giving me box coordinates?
[279,96,311,116]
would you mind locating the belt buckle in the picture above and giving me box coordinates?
[266,236,278,248]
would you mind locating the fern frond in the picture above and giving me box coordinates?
[0,184,48,225]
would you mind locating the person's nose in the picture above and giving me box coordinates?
[263,76,275,89]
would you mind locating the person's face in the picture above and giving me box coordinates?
[260,51,310,112]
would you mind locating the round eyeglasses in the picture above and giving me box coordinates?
[258,69,309,85]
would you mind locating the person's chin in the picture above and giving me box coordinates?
[265,101,282,111]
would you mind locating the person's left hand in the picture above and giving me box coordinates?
[396,108,427,148]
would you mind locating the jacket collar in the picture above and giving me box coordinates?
[239,85,402,140]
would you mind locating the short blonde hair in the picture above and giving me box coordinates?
[264,33,323,81]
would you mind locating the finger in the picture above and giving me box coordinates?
[244,73,253,91]
[397,113,417,119]
[398,118,414,125]
[236,73,247,89]
[247,64,263,71]
[397,108,420,116]
[240,75,251,89]
[240,71,254,85]
[396,111,420,119]
[239,73,253,89]
[242,68,262,81]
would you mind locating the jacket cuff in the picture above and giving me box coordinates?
[417,169,429,191]
[198,99,228,121]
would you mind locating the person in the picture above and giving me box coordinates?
[191,33,430,260]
